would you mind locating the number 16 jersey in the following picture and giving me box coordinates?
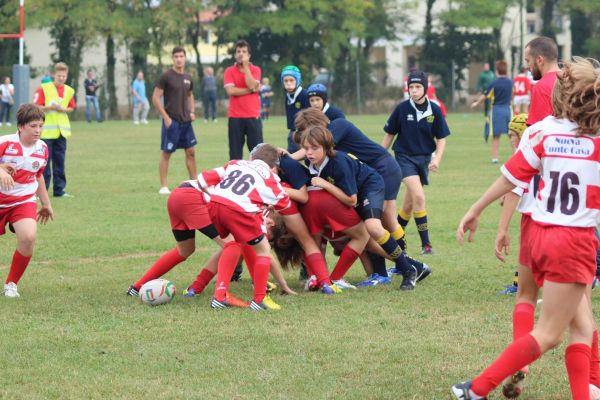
[198,159,290,214]
[502,116,600,227]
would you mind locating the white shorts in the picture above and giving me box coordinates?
[514,95,530,105]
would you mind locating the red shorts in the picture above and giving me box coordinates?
[518,214,533,268]
[167,187,212,230]
[529,221,598,287]
[300,190,361,235]
[278,182,299,216]
[208,201,264,244]
[0,202,37,235]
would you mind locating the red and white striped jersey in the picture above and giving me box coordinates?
[502,117,600,227]
[198,159,290,214]
[0,133,47,208]
[513,75,532,96]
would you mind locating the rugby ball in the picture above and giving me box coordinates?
[139,279,176,306]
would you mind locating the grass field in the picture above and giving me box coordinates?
[0,113,591,399]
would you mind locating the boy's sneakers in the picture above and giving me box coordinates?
[211,293,249,309]
[501,370,527,398]
[126,285,139,297]
[387,266,403,277]
[4,282,19,298]
[590,384,600,400]
[416,262,432,282]
[421,243,434,255]
[356,273,392,287]
[249,295,281,311]
[304,275,318,291]
[183,288,197,297]
[497,284,518,295]
[399,266,417,291]
[451,381,487,400]
[321,283,341,295]
[332,279,357,290]
[158,187,170,195]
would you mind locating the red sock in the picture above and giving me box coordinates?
[214,242,242,301]
[513,303,535,340]
[304,253,331,286]
[329,246,360,281]
[188,268,215,293]
[134,248,186,289]
[6,250,31,284]
[471,334,541,396]
[565,343,591,400]
[241,245,256,278]
[591,331,600,386]
[252,255,271,304]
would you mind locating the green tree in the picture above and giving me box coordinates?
[29,0,102,94]
[210,0,406,110]
[565,0,600,59]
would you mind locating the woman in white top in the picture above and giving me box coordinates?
[0,77,15,126]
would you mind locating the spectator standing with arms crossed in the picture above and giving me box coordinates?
[223,40,262,160]
[33,62,75,198]
[152,46,198,195]
[132,71,150,125]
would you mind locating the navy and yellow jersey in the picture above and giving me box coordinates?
[484,77,513,106]
[285,88,310,130]
[279,154,310,189]
[328,119,389,165]
[323,104,345,122]
[308,151,382,197]
[384,98,450,156]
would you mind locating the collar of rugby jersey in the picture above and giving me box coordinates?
[322,102,330,114]
[308,155,330,177]
[409,97,433,122]
[286,86,303,105]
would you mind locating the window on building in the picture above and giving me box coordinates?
[527,19,536,34]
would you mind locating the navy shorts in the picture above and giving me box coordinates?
[161,120,197,153]
[371,155,402,200]
[356,174,385,220]
[395,153,431,185]
[491,105,511,137]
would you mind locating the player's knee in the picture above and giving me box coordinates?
[364,219,385,238]
[533,330,564,351]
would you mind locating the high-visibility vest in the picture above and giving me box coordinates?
[41,82,74,139]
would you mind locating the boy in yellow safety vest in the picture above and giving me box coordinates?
[33,62,75,198]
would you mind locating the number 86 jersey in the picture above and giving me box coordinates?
[198,159,290,214]
[502,116,600,227]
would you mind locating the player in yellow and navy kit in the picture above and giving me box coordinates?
[382,70,450,255]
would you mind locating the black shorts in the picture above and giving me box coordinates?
[395,153,431,185]
[356,182,385,220]
[370,155,402,200]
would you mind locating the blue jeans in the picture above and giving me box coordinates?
[42,136,67,196]
[0,101,11,123]
[85,95,101,122]
[203,91,217,120]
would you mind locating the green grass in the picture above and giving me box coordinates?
[0,114,588,399]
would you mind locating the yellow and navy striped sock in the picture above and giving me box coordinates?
[398,209,411,229]
[413,209,430,248]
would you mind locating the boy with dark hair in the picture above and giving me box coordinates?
[382,70,450,255]
[306,83,345,122]
[281,65,309,152]
[152,46,197,195]
[0,103,53,297]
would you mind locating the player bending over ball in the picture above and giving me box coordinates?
[197,143,291,311]
[306,83,345,122]
[453,57,600,400]
[0,104,53,298]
